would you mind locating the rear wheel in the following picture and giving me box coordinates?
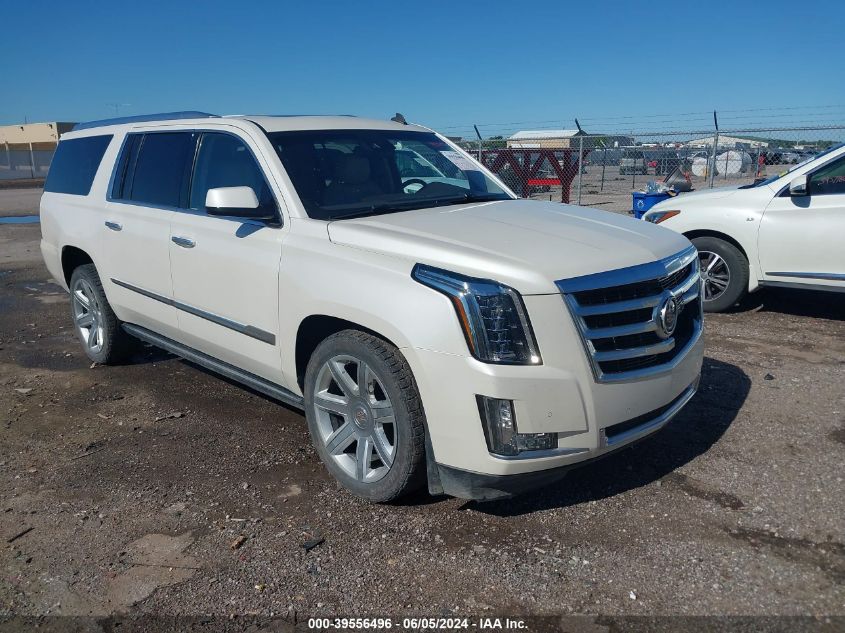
[691,236,749,313]
[304,330,426,502]
[69,264,135,364]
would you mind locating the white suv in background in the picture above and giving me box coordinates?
[40,112,704,502]
[644,144,845,312]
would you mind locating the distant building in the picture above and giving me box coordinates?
[507,129,585,149]
[0,121,77,181]
[507,130,634,150]
[686,134,769,149]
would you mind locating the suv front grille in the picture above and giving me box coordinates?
[556,246,703,382]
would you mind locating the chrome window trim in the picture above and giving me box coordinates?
[106,128,284,227]
[110,278,276,345]
[556,245,703,383]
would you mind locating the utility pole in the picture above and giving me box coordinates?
[709,110,719,189]
[473,125,483,162]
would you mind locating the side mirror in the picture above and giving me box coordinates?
[788,175,808,197]
[205,186,275,220]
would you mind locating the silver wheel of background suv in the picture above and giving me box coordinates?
[312,354,397,483]
[71,277,105,355]
[691,236,749,313]
[698,250,731,301]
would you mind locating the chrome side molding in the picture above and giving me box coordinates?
[110,278,276,345]
[767,271,845,282]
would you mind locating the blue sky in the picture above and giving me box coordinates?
[4,0,844,137]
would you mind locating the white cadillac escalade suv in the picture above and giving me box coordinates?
[40,112,704,502]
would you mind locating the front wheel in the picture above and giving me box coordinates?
[303,330,427,502]
[691,236,749,313]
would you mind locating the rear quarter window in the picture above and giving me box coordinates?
[43,135,113,196]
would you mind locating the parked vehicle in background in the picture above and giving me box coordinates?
[644,143,845,312]
[646,150,684,176]
[40,112,704,503]
[619,148,647,175]
[763,148,802,165]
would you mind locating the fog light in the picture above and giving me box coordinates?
[477,396,557,456]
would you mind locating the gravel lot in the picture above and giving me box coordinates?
[1,192,843,627]
[525,164,767,213]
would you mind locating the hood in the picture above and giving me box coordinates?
[327,199,692,294]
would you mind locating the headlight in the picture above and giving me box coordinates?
[412,264,541,365]
[645,209,681,224]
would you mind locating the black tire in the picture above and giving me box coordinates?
[68,264,135,364]
[303,330,426,502]
[691,236,749,313]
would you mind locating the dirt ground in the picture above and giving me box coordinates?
[1,198,844,626]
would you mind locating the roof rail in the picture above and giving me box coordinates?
[72,111,218,131]
[226,114,358,118]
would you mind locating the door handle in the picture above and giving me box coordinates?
[171,236,196,249]
[105,221,122,231]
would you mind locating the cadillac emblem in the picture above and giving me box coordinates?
[656,293,682,339]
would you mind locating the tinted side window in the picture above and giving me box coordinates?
[110,133,143,200]
[808,155,845,196]
[189,133,276,216]
[129,132,195,208]
[44,135,112,196]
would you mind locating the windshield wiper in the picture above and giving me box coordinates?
[329,199,436,220]
[329,193,509,221]
[458,193,510,203]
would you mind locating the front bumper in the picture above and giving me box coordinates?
[405,287,704,499]
[430,379,698,501]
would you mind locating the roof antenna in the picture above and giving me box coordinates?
[391,112,407,125]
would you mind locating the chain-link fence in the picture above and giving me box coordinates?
[456,121,845,213]
[463,126,845,213]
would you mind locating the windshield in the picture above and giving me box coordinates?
[746,143,845,188]
[266,129,511,220]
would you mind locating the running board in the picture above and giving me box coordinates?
[122,323,305,410]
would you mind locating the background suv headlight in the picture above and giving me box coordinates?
[645,209,681,224]
[412,264,541,365]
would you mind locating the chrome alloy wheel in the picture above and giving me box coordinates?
[71,278,105,355]
[312,355,397,483]
[699,250,731,302]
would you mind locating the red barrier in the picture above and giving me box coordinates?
[479,148,589,203]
